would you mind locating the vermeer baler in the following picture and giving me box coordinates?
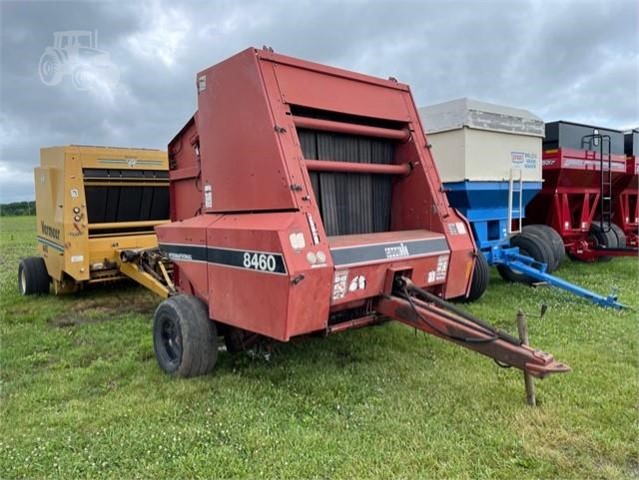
[154,48,568,381]
[19,145,174,297]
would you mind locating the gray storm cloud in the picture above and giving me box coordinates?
[0,0,637,202]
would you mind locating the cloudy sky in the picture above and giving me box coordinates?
[1,0,637,202]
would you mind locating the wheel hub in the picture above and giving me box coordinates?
[160,316,182,363]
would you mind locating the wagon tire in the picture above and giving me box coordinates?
[18,257,50,295]
[457,251,490,303]
[522,224,565,270]
[153,295,218,378]
[588,221,618,262]
[609,222,627,248]
[497,233,554,284]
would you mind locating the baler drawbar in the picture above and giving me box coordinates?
[380,277,569,378]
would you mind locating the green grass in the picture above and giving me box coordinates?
[1,215,637,479]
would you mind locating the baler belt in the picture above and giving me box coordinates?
[298,129,393,236]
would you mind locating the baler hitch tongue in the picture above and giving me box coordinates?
[378,277,570,378]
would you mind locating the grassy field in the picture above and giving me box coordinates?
[0,215,637,479]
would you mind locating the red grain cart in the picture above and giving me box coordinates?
[527,121,637,261]
[154,47,568,382]
[612,130,639,247]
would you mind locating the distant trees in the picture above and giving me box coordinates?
[0,201,35,216]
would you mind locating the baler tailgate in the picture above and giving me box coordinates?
[378,278,570,378]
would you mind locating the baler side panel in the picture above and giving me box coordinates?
[35,154,66,281]
[168,115,203,222]
[396,96,476,298]
[62,150,91,281]
[197,49,297,213]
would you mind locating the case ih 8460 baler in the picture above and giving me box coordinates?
[153,48,568,380]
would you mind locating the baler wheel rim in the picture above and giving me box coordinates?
[158,315,183,366]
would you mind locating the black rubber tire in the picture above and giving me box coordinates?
[153,295,218,378]
[497,232,554,284]
[517,229,557,274]
[522,224,565,270]
[588,221,618,262]
[18,257,50,295]
[457,252,490,303]
[609,222,627,248]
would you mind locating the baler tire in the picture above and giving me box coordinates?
[458,251,490,303]
[18,257,50,295]
[588,221,618,262]
[497,233,554,284]
[522,224,565,270]
[153,295,218,378]
[609,222,627,248]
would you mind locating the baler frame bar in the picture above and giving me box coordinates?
[292,116,411,141]
[304,159,411,176]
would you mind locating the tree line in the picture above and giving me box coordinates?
[0,201,36,216]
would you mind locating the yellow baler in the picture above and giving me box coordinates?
[19,145,173,297]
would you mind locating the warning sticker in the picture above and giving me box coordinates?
[332,271,348,300]
[204,185,212,208]
[447,222,467,235]
[435,254,449,281]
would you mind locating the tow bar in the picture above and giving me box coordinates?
[378,277,571,378]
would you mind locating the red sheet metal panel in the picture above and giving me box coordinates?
[259,50,411,122]
[168,114,202,222]
[155,214,222,301]
[205,212,333,341]
[196,49,298,213]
